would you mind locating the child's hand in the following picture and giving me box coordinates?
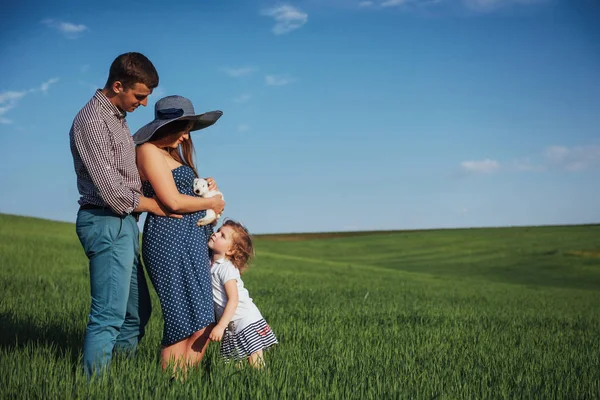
[209,324,226,342]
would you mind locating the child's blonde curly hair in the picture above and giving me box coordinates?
[222,219,255,273]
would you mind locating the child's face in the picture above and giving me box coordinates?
[208,226,235,257]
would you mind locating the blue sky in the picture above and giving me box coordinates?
[1,0,599,234]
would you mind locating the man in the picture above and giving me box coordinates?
[69,52,173,377]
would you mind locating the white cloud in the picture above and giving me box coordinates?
[460,159,500,174]
[221,67,257,78]
[0,79,60,124]
[509,158,545,172]
[358,0,443,9]
[265,74,296,86]
[545,145,600,171]
[0,91,27,104]
[463,0,547,12]
[38,78,59,94]
[42,19,88,38]
[381,0,410,7]
[357,0,543,11]
[59,22,88,33]
[545,145,570,162]
[238,124,250,132]
[233,93,251,103]
[261,5,308,35]
[0,107,14,124]
[458,145,600,176]
[0,91,26,124]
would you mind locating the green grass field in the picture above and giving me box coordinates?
[1,213,599,399]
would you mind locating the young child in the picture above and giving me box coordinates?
[208,220,278,367]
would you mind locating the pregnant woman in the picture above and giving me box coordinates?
[133,95,225,376]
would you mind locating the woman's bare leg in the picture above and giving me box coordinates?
[161,340,188,378]
[185,324,213,367]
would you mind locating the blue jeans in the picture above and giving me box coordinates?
[75,209,152,378]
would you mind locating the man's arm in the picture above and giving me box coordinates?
[73,118,141,216]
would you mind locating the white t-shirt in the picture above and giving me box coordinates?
[211,258,263,331]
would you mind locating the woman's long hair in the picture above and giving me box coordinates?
[148,119,199,177]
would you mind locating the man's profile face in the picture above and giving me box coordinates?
[114,82,152,113]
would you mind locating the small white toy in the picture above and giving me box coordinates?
[192,178,224,226]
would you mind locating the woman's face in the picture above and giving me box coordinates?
[166,122,194,149]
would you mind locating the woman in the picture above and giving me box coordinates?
[133,95,225,374]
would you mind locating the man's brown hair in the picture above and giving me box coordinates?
[105,52,159,90]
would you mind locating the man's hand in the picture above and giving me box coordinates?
[152,197,183,218]
[209,324,226,342]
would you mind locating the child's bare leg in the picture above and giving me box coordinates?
[248,350,265,369]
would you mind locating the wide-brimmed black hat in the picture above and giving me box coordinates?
[133,95,222,144]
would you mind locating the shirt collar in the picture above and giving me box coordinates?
[214,257,227,265]
[94,89,127,120]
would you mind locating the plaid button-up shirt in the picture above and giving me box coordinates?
[69,90,142,216]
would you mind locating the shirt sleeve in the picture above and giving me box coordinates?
[73,118,140,215]
[218,263,240,285]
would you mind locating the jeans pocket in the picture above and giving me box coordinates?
[110,216,124,242]
[76,211,101,256]
[76,211,123,257]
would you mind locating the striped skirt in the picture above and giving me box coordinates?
[221,318,278,361]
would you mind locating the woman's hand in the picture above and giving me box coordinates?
[205,177,218,192]
[209,324,226,342]
[211,195,225,215]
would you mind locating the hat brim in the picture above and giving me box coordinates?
[133,110,223,145]
[188,110,223,132]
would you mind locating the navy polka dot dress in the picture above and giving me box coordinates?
[141,165,215,347]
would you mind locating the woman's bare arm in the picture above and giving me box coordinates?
[136,143,225,214]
